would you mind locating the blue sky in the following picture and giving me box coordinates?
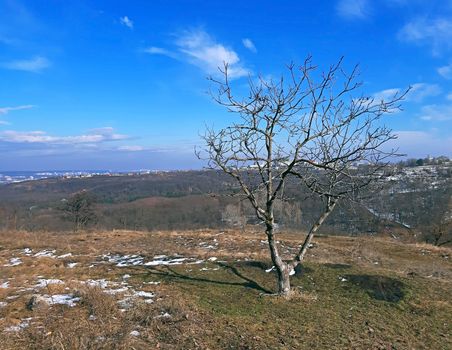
[0,0,451,170]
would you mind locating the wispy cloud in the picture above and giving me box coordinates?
[176,29,249,78]
[372,83,440,103]
[2,56,51,73]
[419,104,452,121]
[143,46,177,58]
[242,38,257,53]
[336,0,370,20]
[388,130,452,157]
[437,63,452,79]
[0,120,10,125]
[407,83,441,102]
[120,16,133,29]
[0,127,129,144]
[398,17,452,55]
[447,92,452,101]
[117,145,144,152]
[145,29,250,79]
[0,105,34,115]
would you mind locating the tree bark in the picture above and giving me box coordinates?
[267,224,291,295]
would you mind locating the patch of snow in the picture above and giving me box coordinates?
[200,267,220,271]
[289,269,295,276]
[85,279,109,289]
[187,259,204,265]
[23,248,32,256]
[42,294,79,307]
[144,257,187,266]
[104,287,129,295]
[153,255,167,259]
[338,276,347,282]
[130,330,140,337]
[265,266,275,273]
[208,257,217,261]
[67,263,78,268]
[154,312,171,319]
[122,274,131,279]
[4,257,22,266]
[34,250,56,258]
[133,291,154,299]
[102,254,144,267]
[143,281,160,285]
[0,301,7,308]
[58,253,72,259]
[1,281,9,289]
[4,318,31,332]
[35,279,64,288]
[88,315,97,321]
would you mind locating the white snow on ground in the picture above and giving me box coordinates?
[133,291,154,298]
[58,253,72,259]
[104,287,129,295]
[1,281,10,288]
[154,312,171,319]
[208,257,218,261]
[102,253,205,267]
[42,294,80,307]
[67,263,78,268]
[130,330,140,337]
[4,318,32,332]
[34,250,57,258]
[35,279,64,288]
[144,257,186,266]
[0,301,7,307]
[102,254,144,267]
[4,257,22,266]
[289,269,295,276]
[23,248,32,256]
[85,279,109,289]
[265,266,275,273]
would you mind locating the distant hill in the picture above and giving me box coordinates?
[0,162,450,245]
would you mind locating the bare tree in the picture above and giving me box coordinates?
[60,190,97,232]
[198,56,408,295]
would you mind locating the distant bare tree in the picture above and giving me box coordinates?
[61,190,97,232]
[199,56,408,295]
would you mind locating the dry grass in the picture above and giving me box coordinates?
[0,228,451,349]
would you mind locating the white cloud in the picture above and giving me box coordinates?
[118,145,144,151]
[0,105,34,115]
[388,130,452,158]
[120,16,133,29]
[176,29,249,78]
[437,63,452,79]
[419,104,452,121]
[0,120,10,125]
[447,92,452,101]
[2,56,50,73]
[407,83,441,102]
[242,38,257,53]
[398,17,452,54]
[143,46,177,58]
[0,127,129,144]
[336,0,370,19]
[372,83,440,103]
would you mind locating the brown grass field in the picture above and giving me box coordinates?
[0,229,451,349]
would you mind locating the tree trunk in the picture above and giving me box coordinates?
[267,225,291,295]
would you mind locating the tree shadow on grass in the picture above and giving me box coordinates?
[344,274,406,302]
[136,262,272,294]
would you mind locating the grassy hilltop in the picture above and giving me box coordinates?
[1,229,450,349]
